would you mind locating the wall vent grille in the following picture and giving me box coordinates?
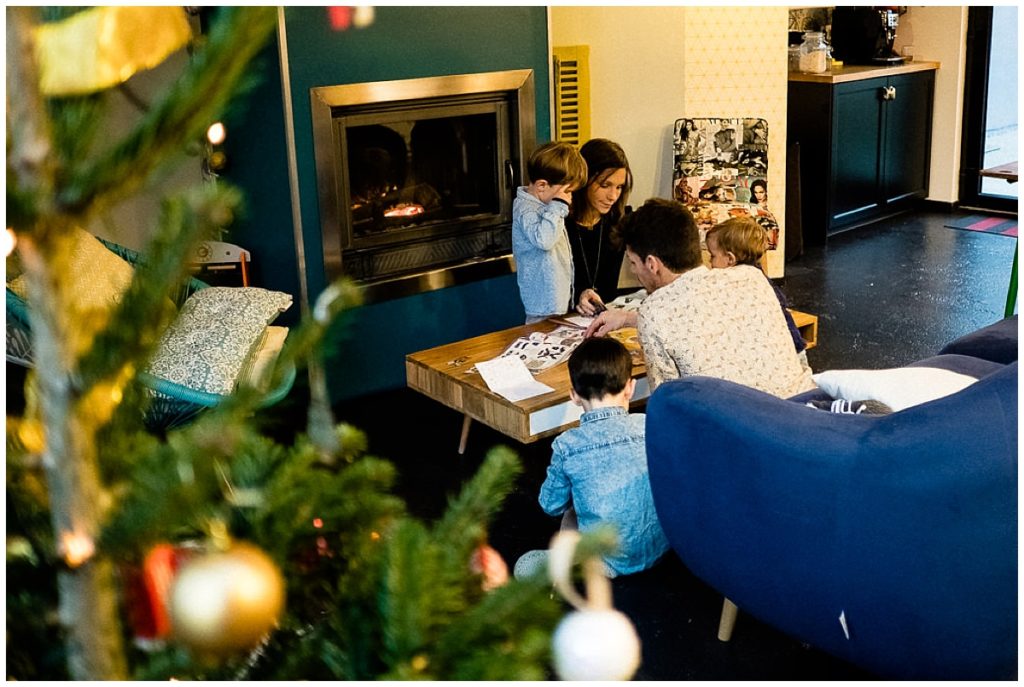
[553,45,590,147]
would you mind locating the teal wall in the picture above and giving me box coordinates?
[225,7,551,401]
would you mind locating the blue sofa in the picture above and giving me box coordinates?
[645,317,1018,679]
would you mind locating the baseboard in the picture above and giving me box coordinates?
[920,199,957,213]
[920,199,1018,219]
[953,203,1019,218]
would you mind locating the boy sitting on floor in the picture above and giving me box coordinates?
[515,337,669,579]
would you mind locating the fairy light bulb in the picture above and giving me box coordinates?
[206,122,226,146]
[353,6,375,28]
[4,228,16,257]
[60,531,96,568]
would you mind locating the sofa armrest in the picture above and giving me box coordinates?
[938,315,1017,364]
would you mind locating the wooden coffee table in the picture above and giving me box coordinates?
[405,319,648,452]
[406,310,818,453]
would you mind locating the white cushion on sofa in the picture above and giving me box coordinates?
[812,366,979,412]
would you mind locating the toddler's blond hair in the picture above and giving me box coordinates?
[706,217,767,267]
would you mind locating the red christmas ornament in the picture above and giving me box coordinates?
[327,7,353,31]
[125,543,196,641]
[470,543,509,591]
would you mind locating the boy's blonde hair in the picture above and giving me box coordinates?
[527,141,588,189]
[706,217,767,267]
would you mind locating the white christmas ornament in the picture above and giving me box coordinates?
[546,530,641,681]
[552,608,641,681]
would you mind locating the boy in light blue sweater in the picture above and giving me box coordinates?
[512,141,588,323]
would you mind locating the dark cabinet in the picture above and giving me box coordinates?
[788,67,935,243]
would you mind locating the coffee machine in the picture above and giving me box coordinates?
[830,6,906,65]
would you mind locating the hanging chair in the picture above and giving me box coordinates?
[6,235,296,431]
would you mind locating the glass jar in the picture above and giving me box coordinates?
[798,31,830,74]
[788,45,801,73]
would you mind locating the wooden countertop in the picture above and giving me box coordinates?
[789,60,939,84]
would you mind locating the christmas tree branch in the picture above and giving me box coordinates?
[57,7,278,216]
[430,576,560,680]
[6,7,56,218]
[434,446,523,549]
[19,225,129,680]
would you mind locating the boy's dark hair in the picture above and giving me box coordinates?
[612,198,701,272]
[706,216,766,267]
[527,141,588,189]
[568,337,633,401]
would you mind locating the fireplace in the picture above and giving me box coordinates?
[310,69,536,303]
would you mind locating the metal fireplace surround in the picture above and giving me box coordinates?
[310,69,536,304]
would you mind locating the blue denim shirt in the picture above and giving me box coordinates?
[539,407,669,576]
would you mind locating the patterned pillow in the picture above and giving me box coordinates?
[7,226,135,308]
[147,287,293,396]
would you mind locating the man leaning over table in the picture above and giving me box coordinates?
[585,198,815,399]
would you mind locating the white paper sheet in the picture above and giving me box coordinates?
[560,314,594,328]
[475,356,554,402]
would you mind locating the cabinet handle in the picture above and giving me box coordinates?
[881,85,897,101]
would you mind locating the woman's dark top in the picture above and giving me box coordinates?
[565,211,625,306]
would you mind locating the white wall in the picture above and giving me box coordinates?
[550,6,791,277]
[894,6,969,204]
[550,6,688,204]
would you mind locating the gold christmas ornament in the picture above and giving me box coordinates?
[168,542,285,657]
[33,7,192,96]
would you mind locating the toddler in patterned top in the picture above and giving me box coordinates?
[705,217,810,371]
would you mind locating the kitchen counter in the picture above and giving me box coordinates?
[789,60,939,84]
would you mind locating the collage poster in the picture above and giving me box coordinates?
[671,117,779,250]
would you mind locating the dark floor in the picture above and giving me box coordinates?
[328,207,1017,680]
[6,207,1016,679]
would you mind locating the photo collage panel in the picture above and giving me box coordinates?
[672,117,779,249]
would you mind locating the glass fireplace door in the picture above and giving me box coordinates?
[337,101,509,251]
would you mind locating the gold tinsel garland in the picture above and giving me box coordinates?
[33,7,192,96]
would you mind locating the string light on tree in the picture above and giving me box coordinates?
[5,227,16,256]
[60,531,96,569]
[327,6,375,31]
[206,122,226,146]
[204,121,228,175]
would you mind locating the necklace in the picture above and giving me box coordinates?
[575,217,603,292]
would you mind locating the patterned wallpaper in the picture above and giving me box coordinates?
[683,7,789,276]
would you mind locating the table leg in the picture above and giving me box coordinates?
[458,414,473,455]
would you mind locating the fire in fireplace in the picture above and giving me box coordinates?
[310,69,536,302]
